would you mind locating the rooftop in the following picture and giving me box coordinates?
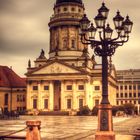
[0,66,26,88]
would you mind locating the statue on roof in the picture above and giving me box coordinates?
[38,49,47,59]
[28,59,31,68]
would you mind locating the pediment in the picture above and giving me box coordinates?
[32,61,83,75]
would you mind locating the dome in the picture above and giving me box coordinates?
[56,0,83,4]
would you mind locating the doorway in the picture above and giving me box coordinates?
[54,81,61,111]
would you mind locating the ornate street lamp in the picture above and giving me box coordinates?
[79,2,133,140]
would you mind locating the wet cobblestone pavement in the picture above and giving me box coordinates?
[0,116,139,140]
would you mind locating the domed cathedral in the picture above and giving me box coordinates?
[26,0,117,113]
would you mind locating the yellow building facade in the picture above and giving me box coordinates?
[116,69,140,106]
[0,66,26,113]
[26,0,117,112]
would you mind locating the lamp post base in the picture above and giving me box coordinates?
[95,104,115,140]
[95,131,115,140]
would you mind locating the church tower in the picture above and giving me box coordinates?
[49,0,86,59]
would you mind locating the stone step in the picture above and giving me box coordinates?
[39,111,69,116]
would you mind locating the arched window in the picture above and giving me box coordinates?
[71,39,76,48]
[63,38,67,49]
[33,99,37,109]
[79,99,83,108]
[44,99,48,109]
[67,99,72,109]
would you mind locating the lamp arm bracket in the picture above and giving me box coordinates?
[80,35,91,45]
[110,33,120,42]
[112,36,129,44]
[83,34,101,45]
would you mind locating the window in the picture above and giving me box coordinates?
[63,7,67,11]
[116,101,119,105]
[121,101,123,104]
[138,93,140,97]
[125,86,127,90]
[134,93,136,98]
[33,99,37,109]
[79,99,83,108]
[23,95,25,102]
[129,85,132,90]
[125,101,127,104]
[20,95,22,102]
[67,99,72,109]
[134,100,136,104]
[17,107,20,112]
[44,99,48,109]
[67,85,72,90]
[138,85,140,90]
[44,86,49,90]
[78,8,81,12]
[125,93,128,98]
[57,8,60,13]
[17,95,20,102]
[120,86,123,90]
[129,93,132,97]
[33,86,38,91]
[71,39,76,48]
[71,7,75,11]
[133,85,136,90]
[63,39,67,48]
[78,85,84,90]
[95,86,100,91]
[116,93,119,98]
[95,99,99,106]
[23,107,26,110]
[4,94,8,105]
[120,93,123,98]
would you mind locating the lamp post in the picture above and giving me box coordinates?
[79,2,133,140]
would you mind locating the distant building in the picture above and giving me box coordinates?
[26,0,117,112]
[116,69,140,106]
[0,66,26,112]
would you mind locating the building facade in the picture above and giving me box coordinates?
[26,0,117,112]
[116,69,140,106]
[0,66,26,112]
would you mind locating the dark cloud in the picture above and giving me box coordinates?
[0,0,140,76]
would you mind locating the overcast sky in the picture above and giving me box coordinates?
[0,0,139,77]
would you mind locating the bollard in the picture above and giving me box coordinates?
[26,120,41,140]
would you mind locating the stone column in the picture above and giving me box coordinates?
[58,27,62,50]
[61,80,65,110]
[68,27,70,49]
[26,121,41,140]
[85,80,89,106]
[73,80,77,110]
[27,81,32,110]
[49,81,54,111]
[38,82,41,110]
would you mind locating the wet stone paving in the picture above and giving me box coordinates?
[0,116,139,140]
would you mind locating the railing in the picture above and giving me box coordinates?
[0,136,25,140]
[0,127,26,140]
